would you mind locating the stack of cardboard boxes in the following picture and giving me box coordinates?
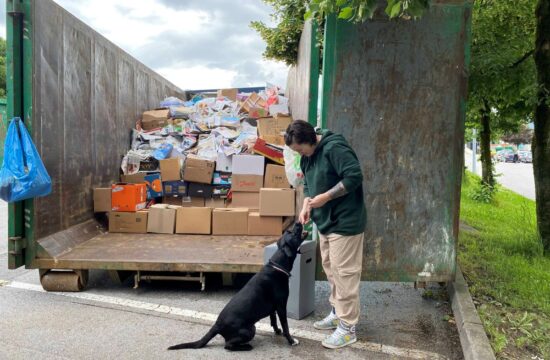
[93,155,296,236]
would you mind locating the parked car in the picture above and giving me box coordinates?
[518,150,532,163]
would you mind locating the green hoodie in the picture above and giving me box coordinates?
[300,130,366,236]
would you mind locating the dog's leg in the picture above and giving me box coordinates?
[276,306,299,346]
[270,312,282,335]
[224,326,255,351]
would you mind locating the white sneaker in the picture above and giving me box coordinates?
[322,321,357,349]
[313,308,339,330]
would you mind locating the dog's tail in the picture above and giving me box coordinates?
[167,326,218,350]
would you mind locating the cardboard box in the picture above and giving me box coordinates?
[264,164,290,188]
[93,188,112,213]
[147,204,178,234]
[247,212,284,236]
[232,155,265,175]
[212,185,230,198]
[162,180,188,196]
[206,197,226,209]
[142,109,170,130]
[144,172,163,199]
[216,152,233,172]
[159,158,182,182]
[241,92,267,113]
[181,196,206,207]
[268,103,290,116]
[163,196,183,206]
[229,192,260,209]
[213,172,231,185]
[231,174,264,192]
[188,183,214,198]
[248,107,269,119]
[183,155,215,184]
[259,188,296,216]
[120,172,162,199]
[257,116,292,146]
[109,211,148,233]
[212,208,248,235]
[120,172,147,183]
[176,207,212,234]
[253,138,284,165]
[217,88,238,101]
[111,183,147,212]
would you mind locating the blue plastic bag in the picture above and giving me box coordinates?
[0,118,52,202]
[152,143,173,160]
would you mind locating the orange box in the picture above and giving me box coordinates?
[111,183,147,212]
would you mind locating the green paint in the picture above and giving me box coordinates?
[307,20,320,127]
[320,13,337,129]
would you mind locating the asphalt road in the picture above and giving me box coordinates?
[494,162,535,200]
[0,201,462,359]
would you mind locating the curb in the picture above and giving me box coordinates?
[448,265,496,360]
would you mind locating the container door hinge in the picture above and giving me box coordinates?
[8,236,27,256]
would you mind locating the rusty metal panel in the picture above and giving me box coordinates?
[32,0,185,240]
[286,20,313,122]
[323,2,471,281]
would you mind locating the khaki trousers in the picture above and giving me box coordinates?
[319,232,364,325]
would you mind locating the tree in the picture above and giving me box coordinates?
[250,0,307,65]
[467,0,537,187]
[533,0,550,253]
[501,125,534,145]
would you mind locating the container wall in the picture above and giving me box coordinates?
[322,2,471,281]
[31,0,186,240]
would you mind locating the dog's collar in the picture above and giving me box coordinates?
[268,260,291,277]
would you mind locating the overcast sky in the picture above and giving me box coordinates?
[0,0,289,90]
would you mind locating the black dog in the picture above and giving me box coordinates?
[168,223,305,351]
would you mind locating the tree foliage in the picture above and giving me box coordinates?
[305,0,430,22]
[467,0,538,134]
[250,0,307,65]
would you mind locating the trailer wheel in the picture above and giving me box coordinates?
[39,269,89,292]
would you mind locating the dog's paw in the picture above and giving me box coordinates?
[291,338,300,346]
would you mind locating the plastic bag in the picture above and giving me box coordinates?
[283,145,304,187]
[152,143,173,160]
[0,118,52,202]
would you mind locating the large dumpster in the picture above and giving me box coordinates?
[3,0,286,290]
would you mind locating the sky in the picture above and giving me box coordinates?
[0,0,289,90]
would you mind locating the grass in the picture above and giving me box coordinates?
[459,172,550,359]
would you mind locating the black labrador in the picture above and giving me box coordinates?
[168,223,305,351]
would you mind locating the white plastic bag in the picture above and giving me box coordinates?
[283,145,304,187]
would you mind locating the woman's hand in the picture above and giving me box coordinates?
[308,193,331,209]
[299,197,312,224]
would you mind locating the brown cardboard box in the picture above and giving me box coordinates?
[147,204,178,234]
[212,208,248,235]
[257,116,292,146]
[176,207,212,234]
[163,196,183,206]
[259,188,296,216]
[206,197,226,208]
[109,211,148,233]
[241,93,267,113]
[217,88,238,101]
[229,192,259,209]
[264,164,290,188]
[142,109,170,130]
[183,155,215,184]
[181,196,205,207]
[120,172,147,183]
[93,188,112,212]
[159,158,181,181]
[247,212,284,236]
[231,174,264,192]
